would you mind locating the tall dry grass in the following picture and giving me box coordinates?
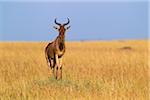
[0,40,148,100]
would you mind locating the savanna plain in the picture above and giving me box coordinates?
[0,40,149,100]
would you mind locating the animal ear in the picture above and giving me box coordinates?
[53,26,58,30]
[66,26,71,30]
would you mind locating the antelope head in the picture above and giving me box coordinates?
[53,18,70,36]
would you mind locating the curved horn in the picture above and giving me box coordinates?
[54,18,61,26]
[63,18,70,26]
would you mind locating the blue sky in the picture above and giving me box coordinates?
[0,0,148,41]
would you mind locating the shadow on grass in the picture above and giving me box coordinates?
[33,77,78,89]
[33,77,103,92]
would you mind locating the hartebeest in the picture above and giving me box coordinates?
[45,18,70,80]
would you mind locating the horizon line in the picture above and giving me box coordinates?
[0,38,148,42]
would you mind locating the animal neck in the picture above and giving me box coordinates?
[56,33,65,51]
[58,33,65,43]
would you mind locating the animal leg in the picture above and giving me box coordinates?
[45,54,53,76]
[48,58,52,68]
[55,54,59,79]
[59,58,63,79]
[45,53,50,68]
[52,59,56,78]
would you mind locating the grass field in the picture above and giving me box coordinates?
[0,40,149,100]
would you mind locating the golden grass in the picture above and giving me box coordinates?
[0,40,148,100]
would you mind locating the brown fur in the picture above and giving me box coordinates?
[45,18,70,79]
